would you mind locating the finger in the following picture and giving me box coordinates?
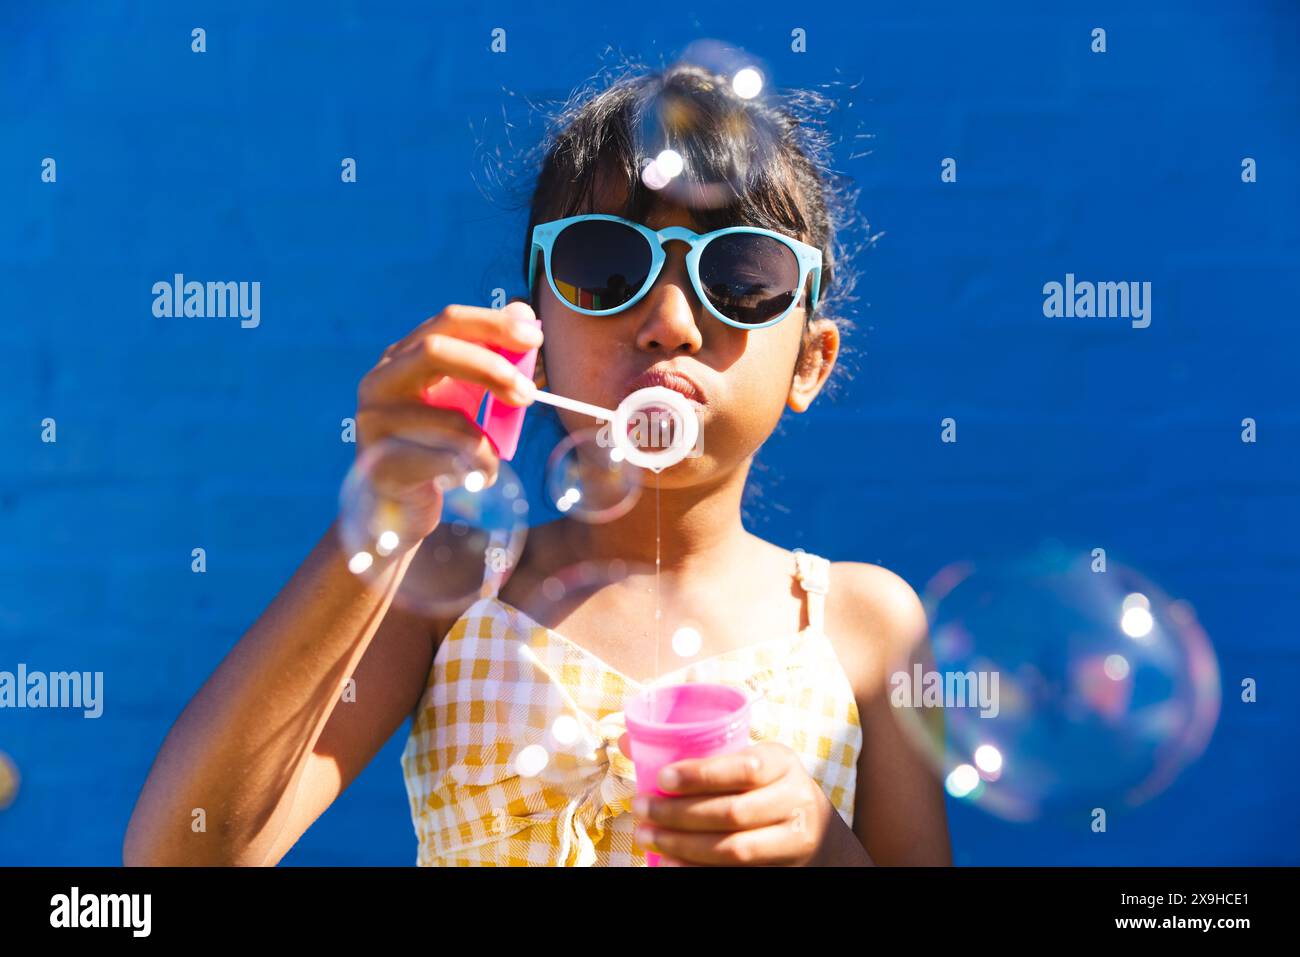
[637,820,806,867]
[356,403,501,485]
[363,332,537,406]
[653,744,781,796]
[384,301,539,357]
[385,302,541,359]
[636,782,794,833]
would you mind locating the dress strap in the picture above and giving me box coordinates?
[792,549,831,634]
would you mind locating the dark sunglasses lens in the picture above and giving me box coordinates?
[549,220,652,312]
[699,233,802,326]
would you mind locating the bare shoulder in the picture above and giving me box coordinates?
[828,562,927,647]
[824,561,929,702]
[829,562,954,864]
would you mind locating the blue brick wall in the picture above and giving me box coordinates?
[1,0,1297,864]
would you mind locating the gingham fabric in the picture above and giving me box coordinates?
[399,550,862,866]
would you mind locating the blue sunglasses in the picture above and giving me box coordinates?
[528,213,822,330]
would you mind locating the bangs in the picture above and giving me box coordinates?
[527,65,819,262]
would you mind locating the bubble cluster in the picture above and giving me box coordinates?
[888,546,1221,823]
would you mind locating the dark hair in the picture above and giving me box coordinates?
[482,55,867,399]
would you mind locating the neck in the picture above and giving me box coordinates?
[561,458,755,574]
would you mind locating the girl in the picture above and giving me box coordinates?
[124,63,952,867]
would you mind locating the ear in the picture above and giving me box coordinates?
[787,318,839,413]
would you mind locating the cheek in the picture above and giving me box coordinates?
[731,329,802,399]
[729,343,804,439]
[540,312,617,394]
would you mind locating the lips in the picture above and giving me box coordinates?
[622,367,709,407]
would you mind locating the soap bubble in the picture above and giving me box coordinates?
[498,554,717,684]
[544,427,641,522]
[0,751,19,810]
[500,556,652,658]
[491,552,765,789]
[889,546,1221,823]
[338,434,528,618]
[670,624,704,659]
[634,41,779,212]
[485,556,657,783]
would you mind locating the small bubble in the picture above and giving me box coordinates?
[544,427,640,523]
[514,744,550,778]
[731,67,763,99]
[671,625,703,658]
[551,715,582,746]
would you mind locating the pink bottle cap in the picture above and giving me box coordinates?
[419,305,540,461]
[481,310,541,461]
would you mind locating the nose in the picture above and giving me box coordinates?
[634,241,705,356]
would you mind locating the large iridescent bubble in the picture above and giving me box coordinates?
[888,545,1221,823]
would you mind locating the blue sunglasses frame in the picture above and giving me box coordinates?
[528,213,823,330]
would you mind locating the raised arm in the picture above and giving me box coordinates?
[123,303,544,865]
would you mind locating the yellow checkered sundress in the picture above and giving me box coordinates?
[399,550,862,866]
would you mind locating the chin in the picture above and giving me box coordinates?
[629,452,719,489]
